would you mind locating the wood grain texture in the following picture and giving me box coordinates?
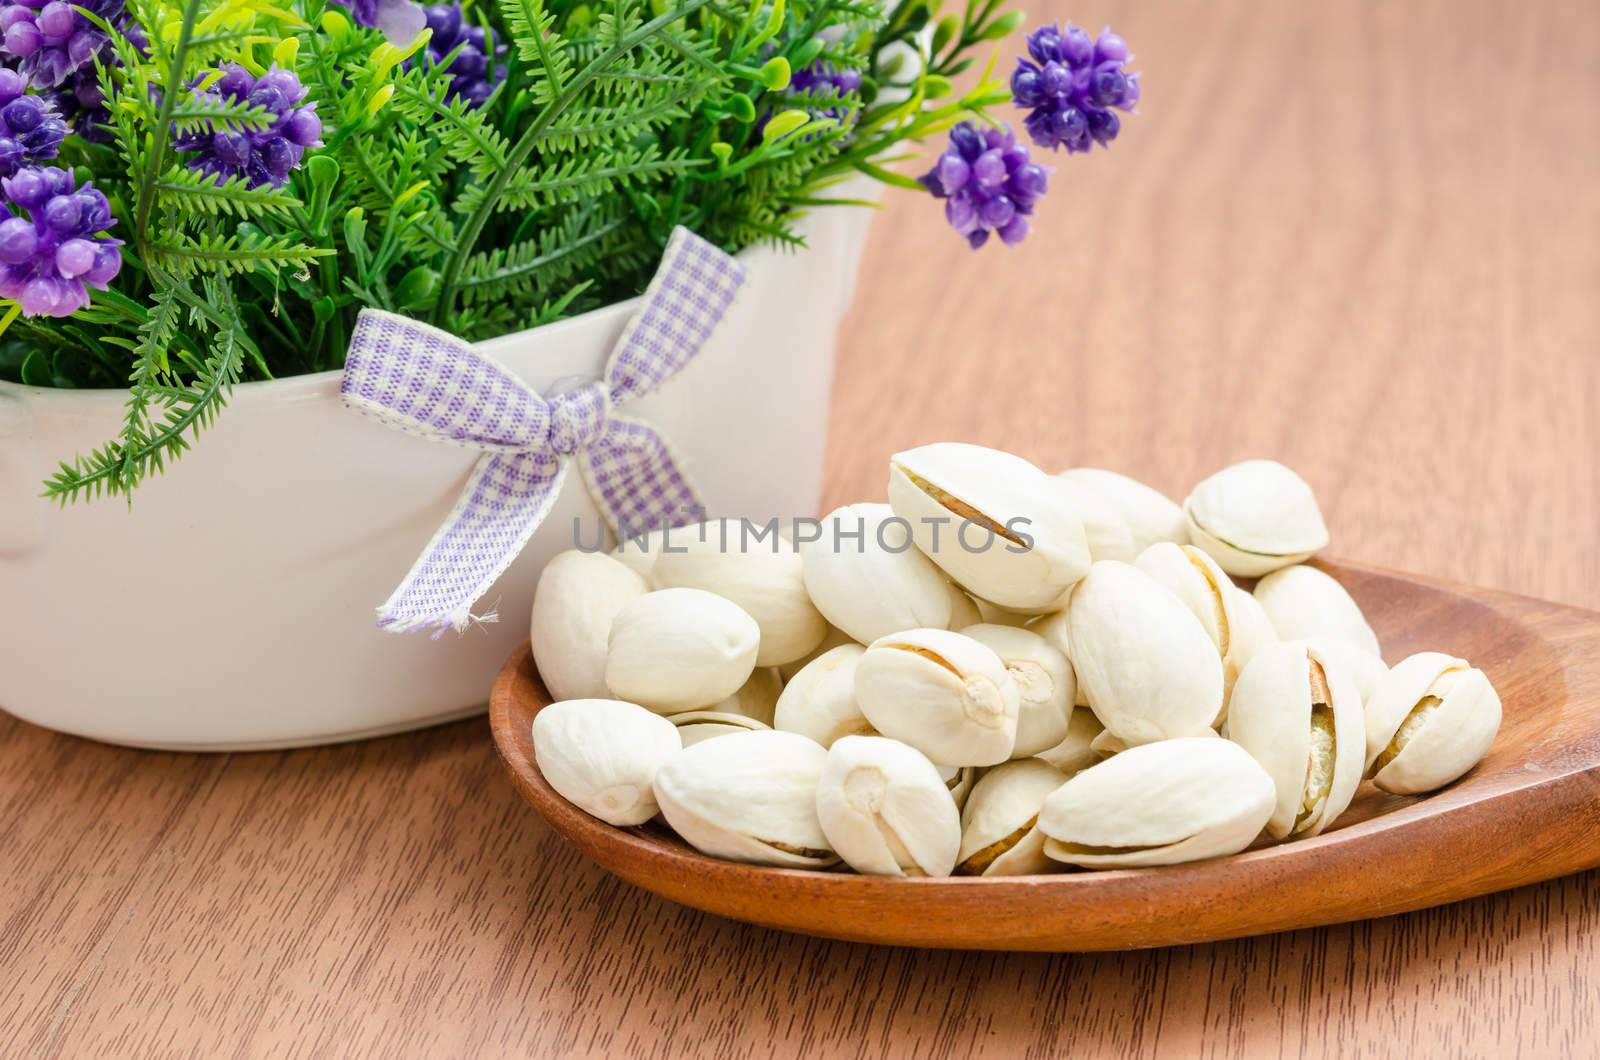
[2,0,1597,1055]
[489,561,1600,951]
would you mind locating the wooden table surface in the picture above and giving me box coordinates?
[4,1,1597,1056]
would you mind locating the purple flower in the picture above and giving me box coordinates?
[171,64,323,189]
[331,0,428,45]
[0,68,65,176]
[755,59,862,136]
[0,164,121,317]
[413,3,505,109]
[918,121,1047,249]
[1012,23,1138,153]
[0,0,125,90]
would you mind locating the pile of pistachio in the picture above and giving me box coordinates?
[528,444,1502,876]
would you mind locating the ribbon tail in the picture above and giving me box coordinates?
[377,450,569,635]
[578,413,704,538]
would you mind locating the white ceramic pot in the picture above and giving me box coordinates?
[0,205,875,750]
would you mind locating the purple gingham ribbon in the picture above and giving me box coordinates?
[341,226,747,634]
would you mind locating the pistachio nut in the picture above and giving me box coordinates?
[1134,542,1277,710]
[1316,636,1388,704]
[533,699,681,826]
[1029,609,1090,707]
[1184,459,1330,577]
[1254,564,1381,658]
[886,442,1091,613]
[1067,561,1224,745]
[941,765,978,810]
[706,667,782,726]
[1087,728,1129,757]
[955,759,1069,876]
[960,623,1077,757]
[653,730,839,868]
[1050,474,1138,563]
[946,588,982,630]
[854,628,1020,766]
[973,597,1033,628]
[777,626,857,682]
[530,550,650,702]
[1226,639,1365,839]
[669,710,769,747]
[1364,652,1501,794]
[774,644,875,747]
[801,503,956,644]
[652,519,828,666]
[1057,467,1188,555]
[611,526,670,582]
[1088,724,1216,758]
[1033,707,1105,774]
[1038,737,1275,867]
[815,735,961,876]
[605,587,760,714]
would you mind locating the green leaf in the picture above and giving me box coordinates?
[19,348,49,386]
[761,109,810,142]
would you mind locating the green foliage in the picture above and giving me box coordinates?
[8,0,1018,502]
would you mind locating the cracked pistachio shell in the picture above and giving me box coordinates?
[1226,639,1365,839]
[940,765,978,810]
[669,710,769,747]
[774,644,875,747]
[1067,561,1224,746]
[816,736,961,876]
[956,759,1069,876]
[778,626,857,682]
[960,624,1077,757]
[533,699,681,826]
[704,667,782,726]
[854,628,1020,767]
[1039,737,1275,867]
[887,443,1091,613]
[1034,707,1105,774]
[530,551,650,703]
[1058,468,1189,555]
[801,503,956,644]
[611,527,671,582]
[1184,460,1330,577]
[1134,542,1278,711]
[652,519,828,667]
[1050,474,1138,563]
[605,588,760,714]
[1029,609,1090,707]
[1365,653,1501,794]
[653,730,838,868]
[1254,564,1381,658]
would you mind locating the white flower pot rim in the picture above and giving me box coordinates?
[0,245,696,403]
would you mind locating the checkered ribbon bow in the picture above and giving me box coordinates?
[341,227,747,634]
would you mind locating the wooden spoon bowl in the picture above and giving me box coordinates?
[489,559,1600,951]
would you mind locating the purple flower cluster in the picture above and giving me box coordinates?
[1011,23,1138,153]
[171,65,322,188]
[0,0,121,90]
[918,121,1047,249]
[332,0,427,46]
[0,68,63,176]
[0,165,120,316]
[417,3,504,109]
[789,61,862,123]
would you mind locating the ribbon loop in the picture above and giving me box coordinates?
[341,226,747,634]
